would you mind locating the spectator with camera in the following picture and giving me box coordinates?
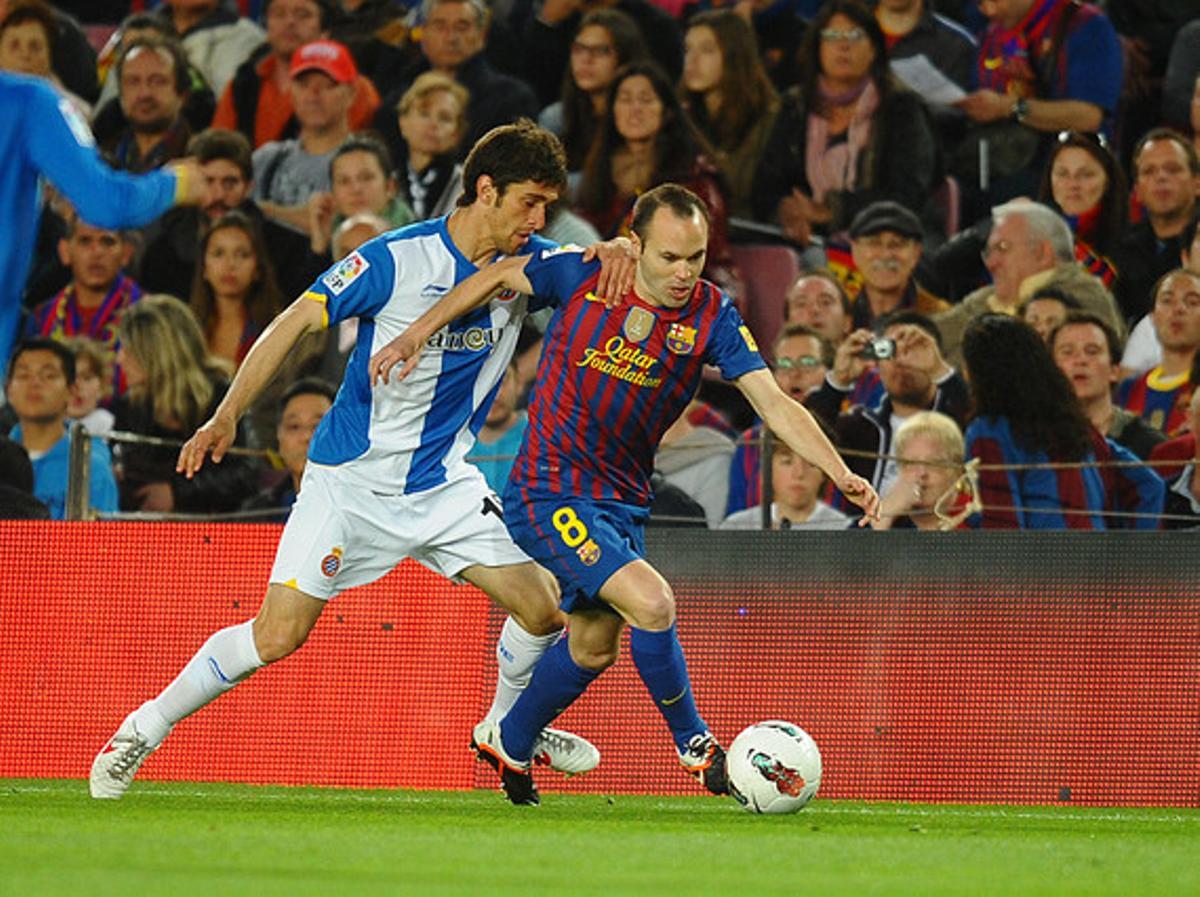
[806,310,968,504]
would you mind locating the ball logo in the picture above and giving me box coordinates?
[750,750,805,797]
[320,547,344,578]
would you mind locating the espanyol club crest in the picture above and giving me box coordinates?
[623,307,655,342]
[576,539,601,566]
[666,323,697,355]
[320,547,344,577]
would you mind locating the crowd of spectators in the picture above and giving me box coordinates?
[2,0,1199,530]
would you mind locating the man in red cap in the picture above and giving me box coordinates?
[252,38,359,233]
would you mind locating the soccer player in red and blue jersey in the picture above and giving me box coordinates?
[371,184,880,804]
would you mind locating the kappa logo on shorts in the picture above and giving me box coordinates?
[576,538,601,566]
[320,547,344,577]
[322,252,369,295]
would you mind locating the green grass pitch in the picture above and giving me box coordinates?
[1,780,1196,897]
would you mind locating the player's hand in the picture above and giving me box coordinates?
[176,413,238,478]
[838,472,880,526]
[369,331,423,386]
[169,159,210,206]
[583,237,636,307]
[307,192,335,254]
[891,323,951,380]
[830,328,872,389]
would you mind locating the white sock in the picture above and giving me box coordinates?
[135,620,264,745]
[484,616,562,722]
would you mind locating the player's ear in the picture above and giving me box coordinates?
[629,231,642,255]
[476,174,497,205]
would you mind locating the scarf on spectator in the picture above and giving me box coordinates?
[805,77,878,203]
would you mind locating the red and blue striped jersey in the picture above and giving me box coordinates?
[1116,368,1193,438]
[965,416,1164,530]
[512,247,765,506]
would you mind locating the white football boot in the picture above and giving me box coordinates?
[532,727,601,776]
[89,709,167,799]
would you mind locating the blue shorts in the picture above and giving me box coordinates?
[503,487,648,615]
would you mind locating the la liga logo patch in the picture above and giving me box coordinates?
[320,547,344,577]
[322,252,369,295]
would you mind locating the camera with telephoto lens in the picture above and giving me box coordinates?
[859,337,896,360]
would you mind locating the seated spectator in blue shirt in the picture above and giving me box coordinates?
[5,338,118,519]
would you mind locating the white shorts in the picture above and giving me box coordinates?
[270,462,531,600]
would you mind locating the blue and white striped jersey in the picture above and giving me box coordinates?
[304,215,551,494]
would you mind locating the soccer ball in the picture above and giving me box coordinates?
[726,720,822,814]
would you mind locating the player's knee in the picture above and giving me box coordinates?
[569,639,619,672]
[628,582,676,631]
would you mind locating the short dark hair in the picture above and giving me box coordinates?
[7,338,76,386]
[1025,285,1082,312]
[0,2,57,52]
[458,119,567,206]
[281,375,337,409]
[331,133,395,180]
[187,128,254,180]
[1133,127,1200,177]
[1049,311,1123,362]
[117,34,190,96]
[630,183,710,243]
[789,268,852,323]
[774,322,832,366]
[876,309,943,352]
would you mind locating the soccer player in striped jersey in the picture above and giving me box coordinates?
[89,121,631,800]
[370,184,880,804]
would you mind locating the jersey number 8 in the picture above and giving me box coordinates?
[552,506,589,548]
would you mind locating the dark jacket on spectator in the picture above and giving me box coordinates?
[515,0,683,107]
[136,201,329,303]
[113,376,260,514]
[752,85,940,233]
[806,370,970,494]
[1110,220,1189,324]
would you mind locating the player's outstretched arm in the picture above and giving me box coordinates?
[177,294,326,477]
[369,255,535,385]
[735,368,881,523]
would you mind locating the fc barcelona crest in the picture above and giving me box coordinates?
[623,307,655,342]
[666,323,697,355]
[577,539,601,566]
